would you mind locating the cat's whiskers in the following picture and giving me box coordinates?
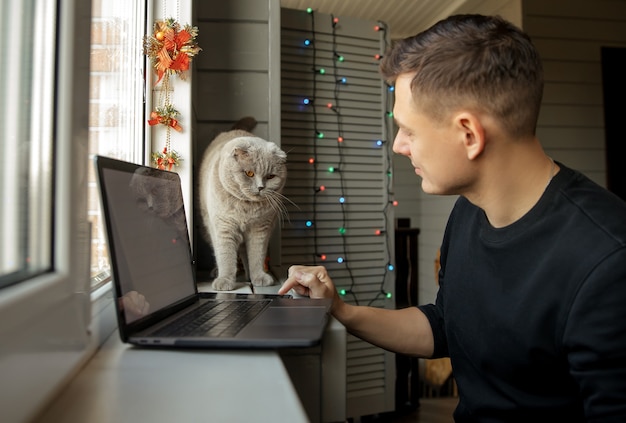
[274,191,298,210]
[264,190,290,225]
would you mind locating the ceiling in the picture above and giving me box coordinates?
[280,0,517,39]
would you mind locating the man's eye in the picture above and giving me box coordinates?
[245,170,254,177]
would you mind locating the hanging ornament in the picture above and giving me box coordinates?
[151,147,182,171]
[143,17,201,171]
[143,18,201,84]
[148,104,183,132]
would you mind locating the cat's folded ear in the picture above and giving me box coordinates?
[275,148,287,162]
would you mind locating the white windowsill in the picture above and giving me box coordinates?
[33,282,347,422]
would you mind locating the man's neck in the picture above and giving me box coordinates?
[465,143,558,228]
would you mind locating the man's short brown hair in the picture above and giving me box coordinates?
[380,14,543,138]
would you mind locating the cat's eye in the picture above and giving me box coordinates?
[245,170,254,177]
[267,175,276,180]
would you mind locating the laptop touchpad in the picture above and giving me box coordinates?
[256,307,327,326]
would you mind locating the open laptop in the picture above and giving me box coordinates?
[94,155,331,348]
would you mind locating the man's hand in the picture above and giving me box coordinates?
[279,265,338,299]
[279,265,434,357]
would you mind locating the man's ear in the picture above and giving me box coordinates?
[454,112,485,161]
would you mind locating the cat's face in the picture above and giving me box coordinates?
[225,137,287,201]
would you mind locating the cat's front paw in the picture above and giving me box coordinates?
[250,272,275,287]
[212,277,237,291]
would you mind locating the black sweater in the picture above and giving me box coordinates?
[420,164,626,422]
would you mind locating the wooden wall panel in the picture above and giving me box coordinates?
[196,22,269,71]
[523,0,626,188]
[192,0,278,274]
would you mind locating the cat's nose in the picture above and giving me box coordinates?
[258,186,265,192]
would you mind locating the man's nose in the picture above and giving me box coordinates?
[392,133,408,155]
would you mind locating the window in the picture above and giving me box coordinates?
[0,0,95,421]
[88,0,147,289]
[0,0,147,292]
[0,0,197,417]
[0,0,55,289]
[0,0,194,420]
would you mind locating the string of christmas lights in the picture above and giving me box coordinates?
[368,20,396,306]
[307,9,322,269]
[301,8,396,307]
[329,13,358,304]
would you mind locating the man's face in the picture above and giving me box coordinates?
[391,73,470,195]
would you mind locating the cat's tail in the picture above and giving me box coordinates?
[231,116,257,132]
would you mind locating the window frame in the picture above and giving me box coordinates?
[87,0,150,289]
[0,0,194,419]
[0,0,54,289]
[0,1,96,421]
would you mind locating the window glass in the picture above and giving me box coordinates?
[0,0,56,289]
[88,0,147,288]
[0,0,149,291]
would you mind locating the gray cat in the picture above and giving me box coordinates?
[198,117,288,291]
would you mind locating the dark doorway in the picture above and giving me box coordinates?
[600,47,626,202]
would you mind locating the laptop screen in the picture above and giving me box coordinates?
[100,164,196,324]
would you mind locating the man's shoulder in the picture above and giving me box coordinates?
[556,164,626,244]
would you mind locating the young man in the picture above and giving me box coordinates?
[279,14,626,422]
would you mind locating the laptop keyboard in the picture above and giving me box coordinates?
[151,299,270,338]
